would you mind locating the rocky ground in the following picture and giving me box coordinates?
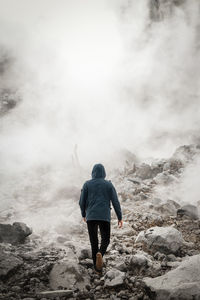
[1,144,200,300]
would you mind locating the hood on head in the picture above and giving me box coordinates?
[91,163,106,179]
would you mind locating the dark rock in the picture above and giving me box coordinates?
[0,88,20,117]
[78,248,92,260]
[0,222,32,244]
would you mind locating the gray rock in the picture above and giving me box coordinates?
[143,254,200,300]
[115,262,128,272]
[154,252,166,261]
[0,222,32,244]
[141,212,163,226]
[104,269,125,287]
[38,290,73,299]
[135,226,185,254]
[129,253,152,271]
[78,248,92,260]
[79,258,93,268]
[112,223,134,237]
[154,172,178,185]
[0,249,23,278]
[154,199,180,216]
[135,163,152,180]
[177,204,199,220]
[167,254,177,262]
[49,260,90,291]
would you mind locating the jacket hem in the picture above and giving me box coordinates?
[86,218,111,223]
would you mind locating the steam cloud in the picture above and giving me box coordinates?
[0,0,200,237]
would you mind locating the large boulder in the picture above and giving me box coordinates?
[135,226,186,254]
[177,204,199,220]
[0,222,32,244]
[143,254,200,300]
[49,260,90,291]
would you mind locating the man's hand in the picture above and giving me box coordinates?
[118,220,123,228]
[83,217,86,222]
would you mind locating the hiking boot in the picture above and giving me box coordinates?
[94,266,102,275]
[96,252,103,271]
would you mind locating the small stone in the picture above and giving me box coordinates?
[10,286,21,292]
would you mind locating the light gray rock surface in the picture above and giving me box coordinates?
[104,269,126,287]
[143,254,200,300]
[135,226,186,254]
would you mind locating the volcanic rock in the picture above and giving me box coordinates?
[135,226,186,254]
[0,222,32,244]
[143,254,200,300]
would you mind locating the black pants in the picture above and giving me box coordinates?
[87,220,110,266]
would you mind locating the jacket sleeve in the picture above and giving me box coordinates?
[110,182,122,221]
[79,182,88,218]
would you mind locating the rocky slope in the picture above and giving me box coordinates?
[0,144,200,300]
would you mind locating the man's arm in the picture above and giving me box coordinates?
[110,182,122,223]
[79,182,88,219]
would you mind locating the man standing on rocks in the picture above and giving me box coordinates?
[79,163,123,273]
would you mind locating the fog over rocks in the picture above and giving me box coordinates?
[0,0,200,299]
[0,143,200,299]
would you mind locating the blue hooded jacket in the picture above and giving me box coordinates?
[79,164,122,222]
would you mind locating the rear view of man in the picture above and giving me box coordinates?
[79,163,123,273]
